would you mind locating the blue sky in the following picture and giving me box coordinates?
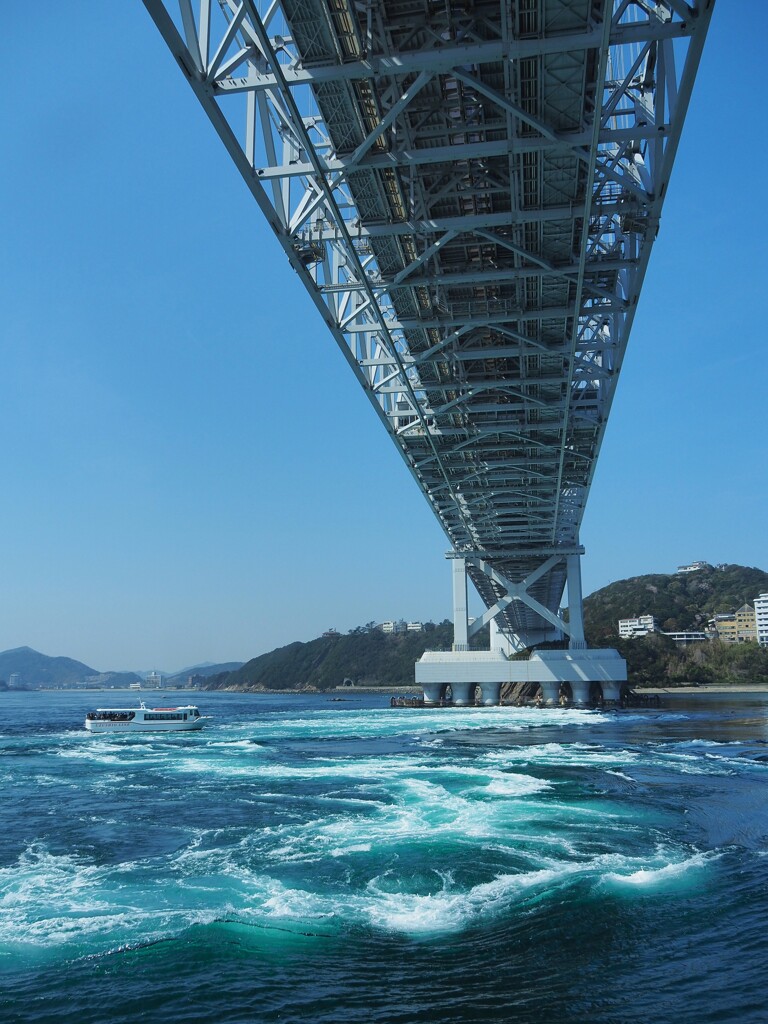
[1,3,765,672]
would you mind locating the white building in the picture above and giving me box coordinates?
[661,630,708,645]
[406,622,423,632]
[676,561,709,574]
[618,615,659,638]
[755,593,768,647]
[380,621,406,634]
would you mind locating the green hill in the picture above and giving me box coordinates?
[207,623,485,691]
[583,563,768,643]
[583,563,768,687]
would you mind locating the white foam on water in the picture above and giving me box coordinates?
[602,850,718,888]
[480,742,640,770]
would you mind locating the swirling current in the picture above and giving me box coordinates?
[1,689,767,1024]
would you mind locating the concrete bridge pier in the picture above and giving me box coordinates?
[538,681,561,707]
[570,680,591,707]
[601,680,624,705]
[449,682,474,706]
[422,683,446,706]
[479,682,502,706]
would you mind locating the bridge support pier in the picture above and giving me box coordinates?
[570,680,591,707]
[422,683,445,706]
[449,681,474,706]
[601,680,623,705]
[479,681,502,706]
[538,681,561,707]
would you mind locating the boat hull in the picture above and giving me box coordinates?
[84,718,208,732]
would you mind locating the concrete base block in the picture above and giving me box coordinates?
[479,681,502,706]
[539,681,560,707]
[422,683,445,706]
[601,680,623,703]
[570,680,591,707]
[450,681,474,706]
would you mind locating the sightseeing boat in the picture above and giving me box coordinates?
[84,701,210,732]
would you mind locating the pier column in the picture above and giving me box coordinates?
[479,681,502,706]
[601,680,623,704]
[422,684,445,706]
[450,681,474,706]
[539,681,560,707]
[452,557,469,651]
[570,680,591,707]
[566,552,586,650]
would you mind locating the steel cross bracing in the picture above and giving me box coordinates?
[143,0,713,644]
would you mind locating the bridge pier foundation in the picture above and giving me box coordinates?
[570,680,591,707]
[450,682,474,706]
[422,683,445,706]
[601,680,623,705]
[479,682,502,706]
[538,681,560,707]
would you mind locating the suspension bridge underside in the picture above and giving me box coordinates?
[143,0,713,700]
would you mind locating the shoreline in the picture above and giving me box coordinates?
[637,684,768,694]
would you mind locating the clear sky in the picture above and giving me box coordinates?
[1,3,765,672]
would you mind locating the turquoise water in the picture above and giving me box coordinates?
[1,689,767,1023]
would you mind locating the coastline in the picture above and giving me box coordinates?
[637,684,768,694]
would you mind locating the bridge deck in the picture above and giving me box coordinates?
[143,0,713,640]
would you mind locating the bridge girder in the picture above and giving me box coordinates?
[142,0,713,639]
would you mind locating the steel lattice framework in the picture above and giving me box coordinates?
[143,0,713,646]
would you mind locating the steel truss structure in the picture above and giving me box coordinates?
[143,0,713,647]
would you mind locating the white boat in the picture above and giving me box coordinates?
[84,701,210,732]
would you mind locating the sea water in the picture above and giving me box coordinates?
[1,689,767,1024]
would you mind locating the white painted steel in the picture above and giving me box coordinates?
[141,0,713,646]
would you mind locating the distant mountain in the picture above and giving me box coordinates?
[0,647,142,689]
[0,647,93,687]
[584,563,768,643]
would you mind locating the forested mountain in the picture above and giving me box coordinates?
[583,563,768,643]
[207,623,482,691]
[0,647,96,688]
[0,647,140,689]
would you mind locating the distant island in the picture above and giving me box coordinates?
[0,647,242,691]
[2,563,767,692]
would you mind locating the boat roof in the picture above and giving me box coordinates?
[93,703,200,712]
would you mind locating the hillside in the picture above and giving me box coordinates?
[0,647,142,689]
[583,563,768,643]
[164,662,244,686]
[207,623,484,691]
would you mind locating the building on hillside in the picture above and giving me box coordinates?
[676,561,709,574]
[380,621,406,634]
[754,594,768,647]
[708,605,757,643]
[618,615,659,638]
[322,628,340,638]
[661,631,709,645]
[406,622,423,632]
[8,673,20,688]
